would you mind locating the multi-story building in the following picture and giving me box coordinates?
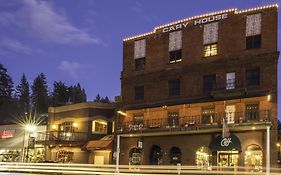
[118,4,279,169]
[36,102,115,164]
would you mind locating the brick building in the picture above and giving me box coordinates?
[117,4,279,169]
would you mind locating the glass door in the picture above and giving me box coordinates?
[225,105,235,124]
[218,151,239,167]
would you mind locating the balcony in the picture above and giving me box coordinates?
[35,131,88,143]
[118,110,271,134]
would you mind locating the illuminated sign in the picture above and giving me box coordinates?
[1,130,15,139]
[221,138,232,147]
[162,13,228,33]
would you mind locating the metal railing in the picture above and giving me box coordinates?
[118,110,271,133]
[35,131,88,142]
[0,162,280,175]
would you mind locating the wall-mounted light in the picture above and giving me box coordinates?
[117,110,127,116]
[52,124,57,130]
[73,122,78,127]
[277,143,280,147]
[267,94,271,102]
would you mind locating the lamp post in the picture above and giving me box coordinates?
[24,124,37,162]
[277,143,280,165]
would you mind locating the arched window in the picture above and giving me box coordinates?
[196,146,212,168]
[245,145,263,171]
[129,148,142,165]
[170,147,181,165]
[149,145,163,165]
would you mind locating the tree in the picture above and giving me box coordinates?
[94,94,111,103]
[16,74,30,114]
[51,81,69,106]
[94,94,101,102]
[69,83,86,103]
[0,64,14,121]
[31,73,49,115]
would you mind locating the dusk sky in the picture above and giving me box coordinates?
[1,0,280,102]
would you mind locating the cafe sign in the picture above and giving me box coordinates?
[162,13,228,33]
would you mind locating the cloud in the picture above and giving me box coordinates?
[0,38,32,54]
[0,0,100,45]
[58,61,84,79]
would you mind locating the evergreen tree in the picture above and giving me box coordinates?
[94,94,110,103]
[94,94,101,102]
[31,73,49,115]
[69,83,86,103]
[51,81,69,106]
[16,74,30,114]
[0,64,14,121]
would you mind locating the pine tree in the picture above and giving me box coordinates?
[0,64,14,121]
[51,81,69,106]
[16,74,30,114]
[31,73,49,115]
[69,83,86,103]
[94,94,101,102]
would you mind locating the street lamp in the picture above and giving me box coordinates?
[24,124,37,162]
[277,143,280,164]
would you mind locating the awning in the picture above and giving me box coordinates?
[209,134,241,152]
[84,140,112,150]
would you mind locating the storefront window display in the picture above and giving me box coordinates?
[0,149,21,162]
[56,150,74,163]
[245,145,263,172]
[217,151,239,167]
[196,146,212,168]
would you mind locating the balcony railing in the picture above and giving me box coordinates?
[35,131,88,142]
[118,110,271,133]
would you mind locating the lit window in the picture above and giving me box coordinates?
[204,44,217,57]
[92,120,108,134]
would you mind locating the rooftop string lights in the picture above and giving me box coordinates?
[123,4,278,42]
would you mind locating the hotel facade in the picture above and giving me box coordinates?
[117,4,279,169]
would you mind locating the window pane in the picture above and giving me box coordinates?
[246,35,261,49]
[169,50,182,63]
[246,13,261,37]
[203,74,216,92]
[246,68,260,86]
[246,104,259,121]
[168,112,179,126]
[169,79,180,96]
[203,22,218,45]
[204,44,217,57]
[135,57,145,70]
[202,108,215,124]
[226,72,235,90]
[134,39,146,59]
[169,31,182,51]
[135,86,144,101]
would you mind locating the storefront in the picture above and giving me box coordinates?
[209,134,241,167]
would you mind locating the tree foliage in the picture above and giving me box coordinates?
[16,74,30,114]
[94,93,111,103]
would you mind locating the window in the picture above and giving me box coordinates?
[59,122,75,132]
[56,150,74,163]
[134,39,146,70]
[168,111,179,127]
[245,145,263,171]
[169,31,182,63]
[149,145,163,165]
[203,22,218,57]
[225,105,235,124]
[135,57,145,70]
[203,22,218,45]
[169,79,180,96]
[246,35,261,49]
[204,44,217,57]
[129,148,142,165]
[246,14,261,49]
[201,107,215,124]
[196,146,212,168]
[170,147,181,165]
[133,114,144,125]
[169,50,182,63]
[203,74,216,92]
[246,104,259,121]
[246,68,260,86]
[226,72,235,90]
[92,119,108,134]
[134,86,144,101]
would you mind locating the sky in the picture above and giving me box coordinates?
[0,0,280,102]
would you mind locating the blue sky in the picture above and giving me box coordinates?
[0,0,280,102]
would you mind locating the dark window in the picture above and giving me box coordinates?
[246,35,261,49]
[149,145,163,165]
[168,111,179,127]
[169,79,180,96]
[135,57,145,70]
[246,104,259,121]
[204,43,217,57]
[169,50,182,63]
[203,74,216,92]
[133,114,144,125]
[202,108,215,124]
[170,147,181,165]
[246,68,260,86]
[134,86,144,101]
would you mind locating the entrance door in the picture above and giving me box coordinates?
[218,152,238,167]
[225,105,235,124]
[94,156,104,165]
